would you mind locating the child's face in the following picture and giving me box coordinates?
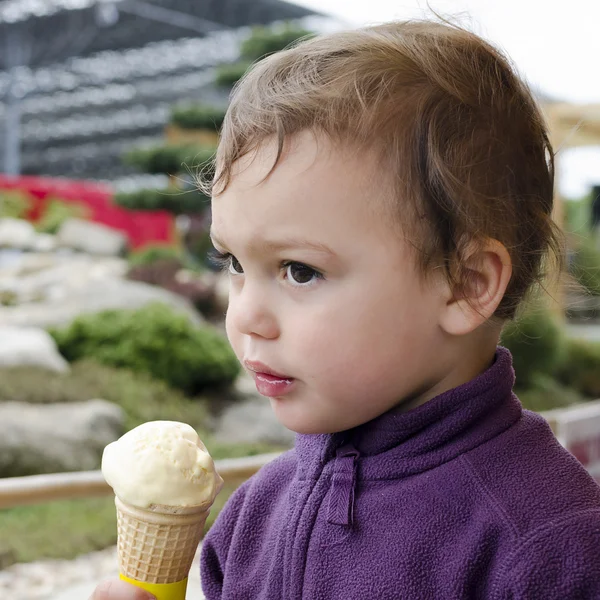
[211,131,452,434]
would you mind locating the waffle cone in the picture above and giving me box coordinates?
[115,495,211,584]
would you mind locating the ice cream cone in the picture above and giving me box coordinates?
[115,495,213,600]
[102,421,224,600]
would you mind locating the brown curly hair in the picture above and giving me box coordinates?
[204,20,563,320]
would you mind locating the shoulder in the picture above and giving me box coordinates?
[463,409,600,535]
[490,508,600,599]
[463,409,600,597]
[462,410,600,598]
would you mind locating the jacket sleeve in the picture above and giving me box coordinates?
[493,509,600,599]
[200,479,252,600]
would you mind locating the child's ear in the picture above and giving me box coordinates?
[439,239,512,336]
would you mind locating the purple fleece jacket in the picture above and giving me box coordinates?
[201,347,600,599]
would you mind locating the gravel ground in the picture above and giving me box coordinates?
[0,545,205,600]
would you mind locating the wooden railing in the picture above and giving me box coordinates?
[0,452,281,510]
[3,401,600,510]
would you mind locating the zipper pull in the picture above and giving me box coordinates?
[327,443,360,527]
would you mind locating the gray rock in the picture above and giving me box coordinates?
[0,326,69,372]
[0,278,203,328]
[0,254,128,305]
[212,375,296,447]
[56,219,128,256]
[1,251,60,276]
[0,400,124,477]
[0,218,37,249]
[32,233,57,253]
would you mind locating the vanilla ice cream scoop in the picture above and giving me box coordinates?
[102,421,223,509]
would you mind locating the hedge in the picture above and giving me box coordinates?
[114,187,209,215]
[123,144,215,175]
[171,105,227,131]
[240,25,313,61]
[49,303,240,394]
[570,238,600,296]
[500,307,566,386]
[215,61,253,87]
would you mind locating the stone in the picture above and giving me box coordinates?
[31,233,57,253]
[0,254,128,305]
[212,374,296,447]
[0,326,69,372]
[0,400,124,477]
[0,277,203,329]
[0,545,206,600]
[0,218,37,249]
[56,219,128,256]
[2,252,60,276]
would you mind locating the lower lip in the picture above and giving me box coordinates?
[254,373,295,397]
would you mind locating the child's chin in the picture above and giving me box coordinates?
[271,402,333,435]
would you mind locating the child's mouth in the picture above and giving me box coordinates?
[244,360,295,397]
[254,372,295,397]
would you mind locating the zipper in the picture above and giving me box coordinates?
[327,443,360,526]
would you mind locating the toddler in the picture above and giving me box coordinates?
[93,19,600,600]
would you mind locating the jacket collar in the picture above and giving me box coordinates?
[295,346,521,480]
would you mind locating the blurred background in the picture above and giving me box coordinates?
[0,1,599,599]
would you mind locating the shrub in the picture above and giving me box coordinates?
[36,198,90,234]
[556,338,600,398]
[49,303,240,394]
[500,307,566,386]
[0,190,31,219]
[240,25,313,61]
[123,144,215,175]
[128,244,185,267]
[516,373,584,413]
[171,105,227,131]
[570,237,600,296]
[215,61,253,87]
[114,187,209,214]
[128,232,211,273]
[564,196,592,233]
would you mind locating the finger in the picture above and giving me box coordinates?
[91,578,156,600]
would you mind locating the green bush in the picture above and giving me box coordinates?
[49,303,240,394]
[556,338,600,398]
[36,198,89,234]
[0,359,209,432]
[516,373,584,413]
[128,244,183,267]
[564,196,592,233]
[0,190,31,219]
[123,144,215,175]
[240,25,313,60]
[171,105,227,130]
[500,307,566,386]
[114,187,209,215]
[570,237,600,295]
[215,61,253,87]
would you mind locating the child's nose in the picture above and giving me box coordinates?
[227,281,279,340]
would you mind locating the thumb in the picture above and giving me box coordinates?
[91,578,156,600]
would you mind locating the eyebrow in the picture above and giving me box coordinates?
[210,229,336,257]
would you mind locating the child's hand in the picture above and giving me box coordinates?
[89,579,156,600]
